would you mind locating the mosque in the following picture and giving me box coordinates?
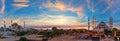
[88,16,113,32]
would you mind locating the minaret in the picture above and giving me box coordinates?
[4,21,6,31]
[24,21,25,28]
[11,20,12,25]
[88,16,90,30]
[11,20,13,29]
[22,21,25,31]
[4,21,6,28]
[91,2,96,29]
[92,16,96,29]
[109,16,113,30]
[94,17,96,28]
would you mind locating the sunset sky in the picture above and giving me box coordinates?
[0,0,120,27]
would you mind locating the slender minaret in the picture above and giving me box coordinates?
[109,16,113,30]
[4,21,6,28]
[11,20,13,29]
[24,21,25,28]
[94,17,96,28]
[88,16,90,30]
[22,21,25,31]
[92,16,95,29]
[4,21,6,31]
[11,20,13,25]
[91,3,96,29]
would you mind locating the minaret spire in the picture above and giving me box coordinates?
[92,13,96,29]
[4,21,6,28]
[11,20,13,29]
[24,21,25,28]
[91,2,96,29]
[11,20,12,25]
[3,21,6,31]
[88,16,90,30]
[109,16,113,30]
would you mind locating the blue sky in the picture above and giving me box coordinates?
[0,0,120,27]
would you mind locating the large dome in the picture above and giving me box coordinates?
[96,22,109,29]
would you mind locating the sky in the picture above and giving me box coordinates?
[0,0,120,28]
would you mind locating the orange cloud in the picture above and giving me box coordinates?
[12,4,29,8]
[54,2,66,11]
[25,14,86,26]
[0,14,87,26]
[13,0,29,3]
[12,0,29,8]
[42,0,85,17]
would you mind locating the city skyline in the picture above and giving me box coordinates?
[0,0,120,28]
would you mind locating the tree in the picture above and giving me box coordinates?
[67,29,74,34]
[112,28,118,31]
[16,31,27,36]
[104,29,112,36]
[112,28,118,36]
[19,37,27,41]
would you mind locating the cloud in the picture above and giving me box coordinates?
[102,0,114,14]
[42,1,66,11]
[0,14,87,26]
[86,0,95,12]
[13,0,29,3]
[8,0,29,15]
[12,4,29,8]
[25,14,86,26]
[86,0,116,14]
[12,0,29,8]
[41,0,85,17]
[0,0,5,14]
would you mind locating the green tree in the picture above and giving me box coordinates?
[19,37,27,41]
[112,28,118,36]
